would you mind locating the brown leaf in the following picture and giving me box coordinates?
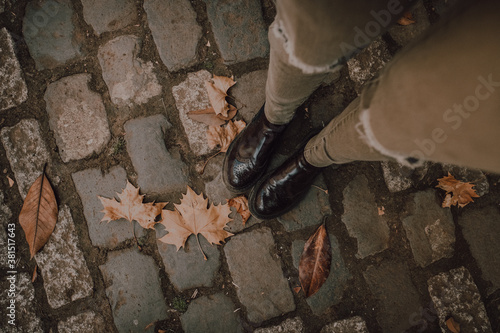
[158,186,233,260]
[299,223,331,297]
[18,167,58,259]
[206,75,236,118]
[436,173,479,208]
[207,120,246,153]
[7,176,14,187]
[397,11,416,25]
[32,265,38,282]
[98,180,167,229]
[227,196,251,225]
[446,317,460,333]
[187,106,238,126]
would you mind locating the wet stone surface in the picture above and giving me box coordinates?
[224,227,295,324]
[124,114,188,194]
[180,293,243,333]
[44,73,111,162]
[57,311,107,333]
[0,28,28,111]
[35,205,93,309]
[99,248,168,333]
[319,316,369,333]
[254,317,304,333]
[143,0,202,71]
[81,0,138,35]
[428,267,493,333]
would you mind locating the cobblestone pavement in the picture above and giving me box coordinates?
[1,1,500,332]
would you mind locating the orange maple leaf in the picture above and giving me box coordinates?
[227,196,251,225]
[207,120,246,153]
[436,173,479,208]
[98,180,167,229]
[206,75,236,118]
[158,186,233,260]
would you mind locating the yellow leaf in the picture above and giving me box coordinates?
[227,196,251,225]
[436,173,480,208]
[207,120,246,153]
[98,180,167,229]
[206,75,236,118]
[158,186,233,259]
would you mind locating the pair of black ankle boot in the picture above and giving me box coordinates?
[223,105,325,220]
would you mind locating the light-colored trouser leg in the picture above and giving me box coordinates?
[305,0,500,173]
[265,0,408,125]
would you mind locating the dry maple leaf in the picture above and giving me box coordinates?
[187,106,237,127]
[206,75,236,118]
[158,186,233,260]
[98,180,167,230]
[18,166,58,259]
[227,196,251,225]
[207,120,246,153]
[436,173,480,208]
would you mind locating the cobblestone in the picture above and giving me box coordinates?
[98,35,162,107]
[72,166,143,248]
[172,70,213,155]
[291,233,351,315]
[231,70,267,122]
[254,317,304,333]
[124,114,188,194]
[341,175,389,258]
[156,234,220,291]
[44,73,111,162]
[320,316,369,333]
[57,311,106,333]
[459,206,500,295]
[99,248,168,332]
[23,0,83,70]
[224,227,295,324]
[388,0,430,46]
[81,0,138,35]
[181,293,243,333]
[204,0,269,64]
[401,190,455,267]
[143,0,202,71]
[35,205,93,308]
[363,261,421,332]
[428,267,493,333]
[0,28,28,111]
[1,118,50,198]
[381,160,413,192]
[278,175,331,232]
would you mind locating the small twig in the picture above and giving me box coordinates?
[312,185,328,194]
[132,223,141,250]
[200,151,222,175]
[195,234,208,260]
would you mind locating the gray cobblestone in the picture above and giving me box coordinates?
[224,227,295,324]
[98,35,162,107]
[81,0,138,35]
[57,311,106,333]
[1,118,50,198]
[144,0,202,71]
[402,190,455,267]
[341,175,389,258]
[172,70,213,156]
[381,160,413,193]
[72,166,143,248]
[254,317,304,333]
[363,261,421,332]
[320,316,369,333]
[181,293,243,333]
[204,0,269,64]
[124,115,188,194]
[388,0,430,47]
[0,28,28,111]
[428,267,493,333]
[99,248,168,333]
[231,70,267,122]
[44,73,111,162]
[23,0,83,70]
[35,205,93,308]
[459,206,500,295]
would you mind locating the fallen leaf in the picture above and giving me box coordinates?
[397,11,416,25]
[158,186,233,260]
[7,176,14,187]
[187,106,238,126]
[206,75,236,118]
[293,286,302,294]
[446,317,460,333]
[98,180,167,230]
[378,206,385,216]
[18,166,58,259]
[227,196,251,225]
[299,223,331,298]
[207,120,246,153]
[436,173,479,208]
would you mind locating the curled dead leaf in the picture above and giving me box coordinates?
[207,120,246,153]
[397,11,416,25]
[299,223,331,298]
[18,167,58,259]
[436,173,479,208]
[206,75,236,118]
[227,196,251,225]
[446,317,460,333]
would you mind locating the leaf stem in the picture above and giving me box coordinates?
[312,185,328,194]
[195,234,208,260]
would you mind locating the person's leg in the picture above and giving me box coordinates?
[305,0,500,173]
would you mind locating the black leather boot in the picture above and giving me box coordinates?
[223,105,287,193]
[248,149,324,219]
